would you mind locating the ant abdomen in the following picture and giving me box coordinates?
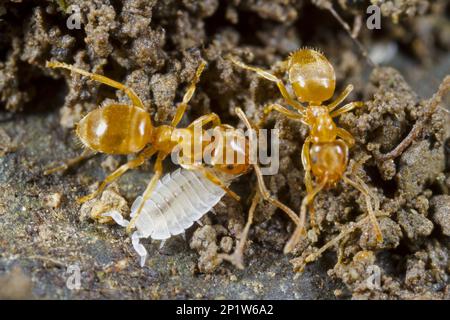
[310,140,348,187]
[77,104,152,155]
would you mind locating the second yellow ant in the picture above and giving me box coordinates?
[229,48,384,255]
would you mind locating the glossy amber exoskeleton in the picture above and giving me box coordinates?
[77,104,153,154]
[230,48,383,254]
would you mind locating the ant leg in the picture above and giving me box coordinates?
[171,61,206,126]
[219,192,260,269]
[327,84,353,112]
[228,56,305,111]
[126,151,167,233]
[200,167,240,201]
[77,146,157,204]
[300,137,317,228]
[259,103,304,126]
[342,175,383,243]
[314,2,375,67]
[336,127,355,147]
[234,107,301,226]
[44,149,96,175]
[187,113,221,129]
[46,61,145,109]
[330,101,364,118]
[284,178,327,254]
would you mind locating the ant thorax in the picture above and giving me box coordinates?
[305,105,337,143]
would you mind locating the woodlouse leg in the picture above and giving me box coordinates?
[171,61,206,126]
[77,146,157,204]
[234,107,302,231]
[258,103,304,127]
[126,151,167,233]
[284,178,327,254]
[342,175,383,243]
[219,192,260,269]
[228,56,306,111]
[46,61,145,109]
[43,149,96,175]
[326,84,353,112]
[330,101,364,118]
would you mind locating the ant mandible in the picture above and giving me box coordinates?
[229,48,383,253]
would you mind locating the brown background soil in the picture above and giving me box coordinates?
[0,0,449,299]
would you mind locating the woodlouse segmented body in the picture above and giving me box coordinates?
[105,167,234,266]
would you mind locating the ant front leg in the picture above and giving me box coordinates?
[171,61,206,126]
[77,146,157,204]
[326,84,354,112]
[330,101,364,118]
[187,113,222,129]
[43,149,96,175]
[46,61,145,109]
[126,151,167,233]
[228,56,305,111]
[259,103,305,127]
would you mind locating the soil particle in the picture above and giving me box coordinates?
[397,209,433,241]
[0,265,33,299]
[190,225,222,273]
[79,183,129,224]
[430,195,450,236]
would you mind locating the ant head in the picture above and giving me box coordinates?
[287,49,336,104]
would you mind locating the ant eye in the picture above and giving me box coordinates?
[227,164,234,170]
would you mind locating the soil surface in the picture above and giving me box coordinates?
[0,0,449,299]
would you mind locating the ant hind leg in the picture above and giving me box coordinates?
[342,175,383,243]
[43,149,96,175]
[327,84,354,112]
[330,101,364,118]
[219,192,260,269]
[77,146,157,204]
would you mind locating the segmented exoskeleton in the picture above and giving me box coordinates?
[104,167,234,266]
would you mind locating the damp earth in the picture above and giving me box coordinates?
[0,0,449,299]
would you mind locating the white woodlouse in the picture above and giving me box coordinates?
[104,167,234,266]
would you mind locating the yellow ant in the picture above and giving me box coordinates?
[44,60,302,244]
[229,48,384,254]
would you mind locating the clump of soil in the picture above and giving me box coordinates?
[0,0,449,299]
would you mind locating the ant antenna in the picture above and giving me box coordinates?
[313,0,376,68]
